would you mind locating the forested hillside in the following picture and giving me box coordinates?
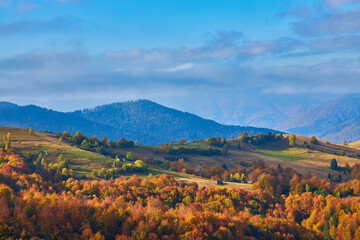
[0,100,278,145]
[0,129,360,239]
[74,100,279,144]
[0,102,152,143]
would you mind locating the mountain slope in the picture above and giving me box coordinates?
[349,140,360,149]
[0,101,156,143]
[0,100,278,145]
[73,100,279,144]
[277,94,360,143]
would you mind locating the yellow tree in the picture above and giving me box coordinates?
[289,134,296,147]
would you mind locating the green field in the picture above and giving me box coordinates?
[253,147,309,162]
[172,141,210,149]
[144,141,211,150]
[59,147,112,164]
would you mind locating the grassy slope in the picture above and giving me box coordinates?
[0,126,249,190]
[0,126,112,177]
[349,140,360,149]
[254,148,308,162]
[2,126,360,184]
[143,141,211,150]
[114,137,360,180]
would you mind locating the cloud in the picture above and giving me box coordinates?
[310,35,360,51]
[205,30,244,47]
[294,8,360,36]
[324,0,360,8]
[1,49,360,106]
[105,37,302,74]
[163,63,194,72]
[257,59,360,93]
[0,16,88,35]
[261,86,302,94]
[276,5,314,19]
[17,3,41,13]
[0,0,11,8]
[238,38,302,56]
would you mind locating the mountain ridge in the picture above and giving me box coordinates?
[0,100,279,145]
[278,94,360,143]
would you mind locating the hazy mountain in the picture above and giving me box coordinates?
[277,94,360,143]
[0,100,278,145]
[164,93,332,129]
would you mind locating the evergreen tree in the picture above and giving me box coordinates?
[322,221,331,240]
[330,159,338,170]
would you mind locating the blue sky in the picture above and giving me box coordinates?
[0,0,360,125]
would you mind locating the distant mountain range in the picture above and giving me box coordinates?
[168,93,332,129]
[0,100,278,145]
[278,94,360,143]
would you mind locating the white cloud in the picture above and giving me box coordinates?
[294,8,360,36]
[163,63,194,72]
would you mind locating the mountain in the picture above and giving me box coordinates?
[0,101,143,141]
[0,100,278,145]
[164,93,333,129]
[277,94,360,143]
[72,100,279,144]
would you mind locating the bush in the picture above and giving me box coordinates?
[310,136,318,144]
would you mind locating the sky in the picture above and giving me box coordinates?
[0,0,360,125]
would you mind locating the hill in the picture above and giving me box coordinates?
[277,94,360,143]
[0,100,279,145]
[3,126,360,181]
[0,102,143,142]
[73,100,279,144]
[0,126,251,189]
[1,127,360,240]
[349,140,360,149]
